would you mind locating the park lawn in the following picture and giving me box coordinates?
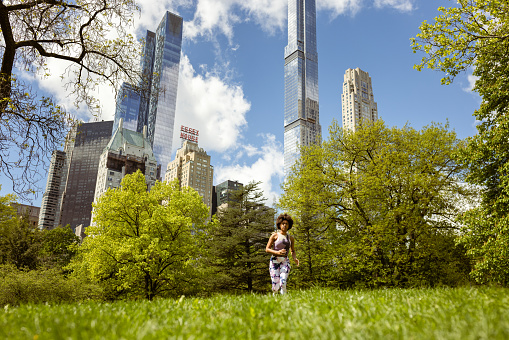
[1,287,508,339]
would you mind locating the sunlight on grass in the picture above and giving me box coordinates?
[1,287,508,339]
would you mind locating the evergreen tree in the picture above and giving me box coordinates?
[204,182,275,292]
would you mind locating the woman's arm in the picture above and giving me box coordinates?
[290,236,300,266]
[266,233,287,256]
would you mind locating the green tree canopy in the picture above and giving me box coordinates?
[68,171,209,300]
[203,182,275,293]
[0,0,142,199]
[412,0,509,285]
[280,120,473,288]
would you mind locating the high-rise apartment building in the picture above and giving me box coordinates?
[112,12,182,173]
[341,68,378,132]
[38,150,67,229]
[165,140,214,216]
[284,0,321,176]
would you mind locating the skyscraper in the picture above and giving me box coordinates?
[38,150,66,229]
[59,121,113,230]
[112,12,182,173]
[112,82,141,135]
[142,12,183,171]
[284,0,321,176]
[38,121,113,231]
[341,68,378,132]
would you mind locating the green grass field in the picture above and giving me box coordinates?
[1,287,508,339]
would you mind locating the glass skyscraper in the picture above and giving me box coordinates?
[284,0,321,176]
[112,82,141,134]
[112,12,182,173]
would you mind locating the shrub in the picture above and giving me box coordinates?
[0,265,103,306]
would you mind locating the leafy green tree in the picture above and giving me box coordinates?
[412,0,509,285]
[0,0,141,199]
[39,225,80,269]
[68,171,209,300]
[280,120,473,288]
[204,182,275,292]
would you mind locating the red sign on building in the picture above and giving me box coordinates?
[180,125,199,143]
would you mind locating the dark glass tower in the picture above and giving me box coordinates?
[59,121,113,230]
[284,0,321,176]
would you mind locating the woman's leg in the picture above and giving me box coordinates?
[278,258,291,294]
[269,257,281,293]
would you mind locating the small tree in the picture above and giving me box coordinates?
[68,171,209,300]
[204,182,275,292]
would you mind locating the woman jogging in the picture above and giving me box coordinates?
[266,213,299,295]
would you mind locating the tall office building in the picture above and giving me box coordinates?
[112,12,182,173]
[341,68,378,132]
[59,121,114,231]
[284,0,321,176]
[165,140,214,217]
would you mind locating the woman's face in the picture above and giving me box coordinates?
[280,220,289,233]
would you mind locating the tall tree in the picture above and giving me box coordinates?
[68,171,209,300]
[0,0,141,199]
[204,182,275,292]
[412,0,509,285]
[280,120,473,288]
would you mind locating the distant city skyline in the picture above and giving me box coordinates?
[2,1,481,208]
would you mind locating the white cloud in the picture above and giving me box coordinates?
[463,73,479,93]
[20,58,116,122]
[373,0,415,12]
[214,134,284,206]
[173,55,250,153]
[184,0,287,40]
[317,0,363,17]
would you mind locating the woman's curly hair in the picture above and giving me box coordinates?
[276,213,294,230]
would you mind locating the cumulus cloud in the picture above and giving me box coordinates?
[214,134,284,206]
[173,55,250,153]
[185,0,287,40]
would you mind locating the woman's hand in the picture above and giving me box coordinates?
[278,249,287,256]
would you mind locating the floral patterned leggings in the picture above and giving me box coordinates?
[269,256,291,294]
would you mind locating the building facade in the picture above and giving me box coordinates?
[212,180,243,216]
[111,12,182,174]
[12,203,40,228]
[165,140,214,216]
[38,150,67,229]
[112,82,141,135]
[59,121,114,231]
[341,68,378,132]
[93,121,158,203]
[284,0,321,176]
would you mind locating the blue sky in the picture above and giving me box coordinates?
[2,0,480,207]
